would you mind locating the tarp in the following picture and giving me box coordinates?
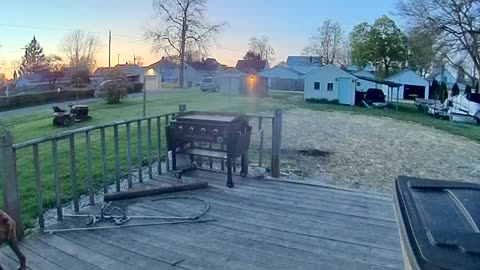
[449,94,480,119]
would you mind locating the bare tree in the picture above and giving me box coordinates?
[60,30,101,71]
[336,37,352,67]
[146,0,225,87]
[303,19,344,64]
[136,56,145,66]
[248,36,275,62]
[397,0,480,81]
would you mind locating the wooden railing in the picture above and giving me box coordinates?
[0,105,282,239]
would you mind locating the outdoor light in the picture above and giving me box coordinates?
[249,76,255,84]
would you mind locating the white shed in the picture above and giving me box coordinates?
[303,64,357,105]
[218,69,245,96]
[384,69,429,100]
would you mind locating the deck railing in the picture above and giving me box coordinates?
[0,105,282,239]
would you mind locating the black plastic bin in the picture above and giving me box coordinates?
[393,176,480,270]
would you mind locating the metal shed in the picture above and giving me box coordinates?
[218,68,268,97]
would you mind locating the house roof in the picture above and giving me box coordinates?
[353,70,375,78]
[288,65,319,75]
[346,64,358,72]
[355,75,403,88]
[260,65,303,76]
[218,68,245,78]
[425,70,455,81]
[302,64,357,79]
[146,57,178,69]
[286,56,322,66]
[235,60,268,73]
[186,58,220,71]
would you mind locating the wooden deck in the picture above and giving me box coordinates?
[1,171,404,270]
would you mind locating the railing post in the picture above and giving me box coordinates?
[178,104,186,112]
[271,109,282,178]
[0,133,24,240]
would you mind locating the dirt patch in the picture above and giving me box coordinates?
[251,109,480,194]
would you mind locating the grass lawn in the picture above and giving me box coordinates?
[1,89,479,229]
[275,94,480,143]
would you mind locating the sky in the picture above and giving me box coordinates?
[0,0,397,78]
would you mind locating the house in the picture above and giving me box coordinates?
[13,69,74,90]
[260,65,304,91]
[286,56,322,76]
[235,59,269,74]
[353,70,375,79]
[303,64,357,105]
[91,64,161,94]
[286,56,322,66]
[260,65,302,80]
[14,73,51,89]
[184,58,222,86]
[426,70,466,91]
[146,57,180,83]
[384,69,430,100]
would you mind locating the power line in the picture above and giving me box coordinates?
[0,23,144,40]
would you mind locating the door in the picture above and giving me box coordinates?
[145,75,159,90]
[338,78,352,105]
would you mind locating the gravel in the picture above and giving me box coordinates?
[259,109,480,194]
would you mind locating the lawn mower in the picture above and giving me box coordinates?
[52,103,92,126]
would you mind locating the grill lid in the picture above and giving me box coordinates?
[174,111,247,124]
[394,176,480,270]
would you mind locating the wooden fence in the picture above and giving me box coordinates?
[270,78,304,91]
[0,105,282,239]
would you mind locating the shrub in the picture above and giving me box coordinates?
[451,83,460,96]
[0,90,94,111]
[128,82,144,93]
[465,84,472,94]
[100,70,129,104]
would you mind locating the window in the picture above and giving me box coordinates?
[444,76,448,82]
[356,82,361,86]
[314,82,320,90]
[327,83,334,91]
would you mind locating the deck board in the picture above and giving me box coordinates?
[1,171,404,270]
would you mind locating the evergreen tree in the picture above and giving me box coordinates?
[20,36,47,74]
[440,82,448,101]
[13,70,18,80]
[451,83,460,96]
[465,84,472,94]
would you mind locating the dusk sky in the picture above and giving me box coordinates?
[0,0,397,77]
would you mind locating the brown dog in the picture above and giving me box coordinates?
[0,210,26,270]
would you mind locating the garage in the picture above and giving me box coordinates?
[384,69,429,100]
[144,68,161,91]
[403,84,425,99]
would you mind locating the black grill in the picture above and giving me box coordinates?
[166,111,252,187]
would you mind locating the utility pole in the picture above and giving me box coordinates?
[117,54,120,66]
[108,30,111,68]
[133,54,136,65]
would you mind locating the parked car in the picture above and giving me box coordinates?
[200,77,218,92]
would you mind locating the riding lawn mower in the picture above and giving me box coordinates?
[52,103,92,126]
